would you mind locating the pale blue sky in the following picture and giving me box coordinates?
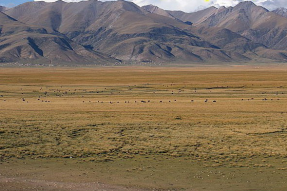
[0,0,32,7]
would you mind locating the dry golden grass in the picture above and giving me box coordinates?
[0,67,287,190]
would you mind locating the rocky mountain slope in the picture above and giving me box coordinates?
[2,1,287,64]
[0,11,116,65]
[167,2,287,61]
[195,2,287,48]
[168,6,218,25]
[272,8,287,18]
[4,0,259,63]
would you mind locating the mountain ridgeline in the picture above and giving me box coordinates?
[1,0,287,65]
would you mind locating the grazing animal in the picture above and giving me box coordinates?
[205,99,208,102]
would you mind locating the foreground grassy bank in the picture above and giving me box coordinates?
[0,67,287,190]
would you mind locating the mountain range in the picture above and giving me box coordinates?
[1,0,287,65]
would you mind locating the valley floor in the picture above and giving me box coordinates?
[0,66,287,191]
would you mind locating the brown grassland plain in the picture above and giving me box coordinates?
[0,66,287,191]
